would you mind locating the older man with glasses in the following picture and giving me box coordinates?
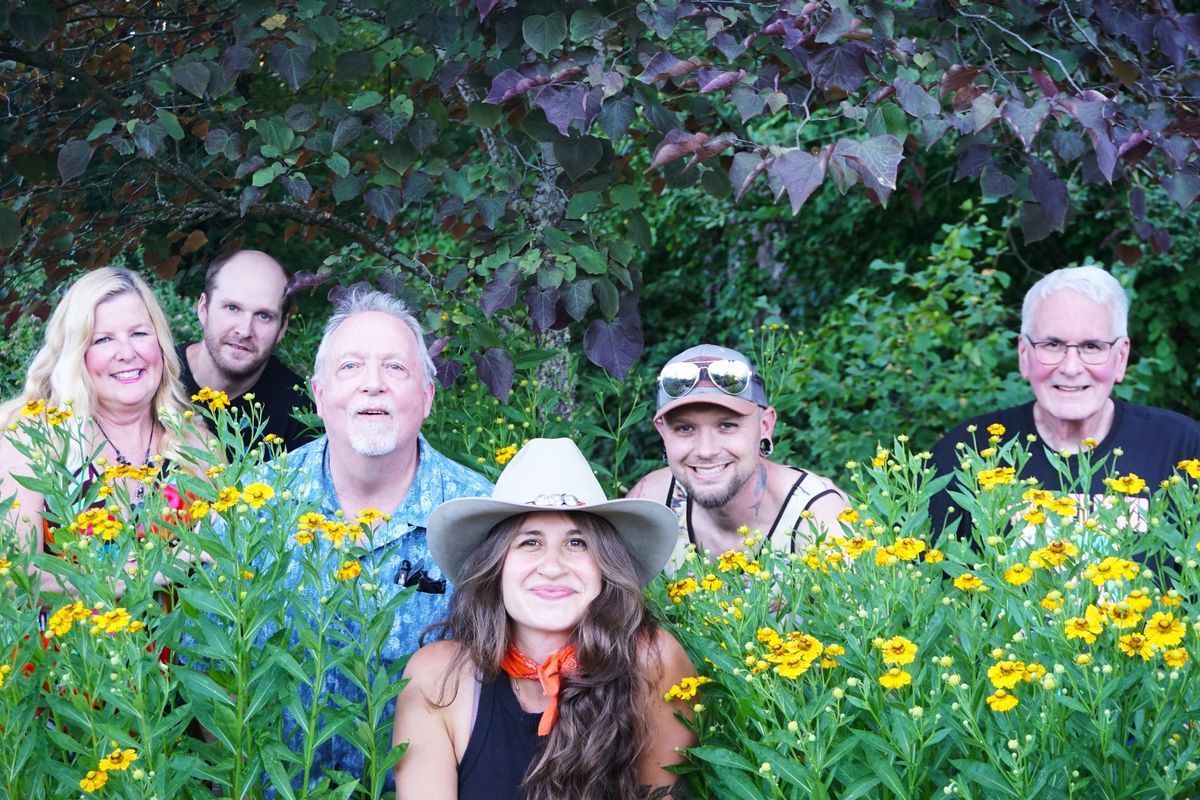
[628,345,848,567]
[930,265,1200,539]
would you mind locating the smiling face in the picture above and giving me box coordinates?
[655,402,775,509]
[500,511,603,641]
[197,252,289,381]
[1018,289,1130,428]
[312,311,434,458]
[84,292,165,416]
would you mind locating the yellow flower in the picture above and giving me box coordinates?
[878,668,911,689]
[1004,564,1034,586]
[1022,488,1053,506]
[1144,612,1185,648]
[892,537,926,561]
[1161,591,1183,607]
[988,660,1026,689]
[1176,459,1200,479]
[1124,590,1153,613]
[1104,473,1147,494]
[718,550,749,573]
[21,399,46,417]
[0,664,12,689]
[46,601,91,637]
[356,507,386,526]
[1029,539,1079,568]
[871,450,889,468]
[844,536,876,558]
[1022,508,1047,525]
[80,770,108,792]
[241,483,275,509]
[321,520,355,546]
[98,747,138,771]
[334,560,362,582]
[191,387,230,411]
[1082,437,1098,449]
[664,676,712,701]
[298,512,328,531]
[91,608,131,635]
[837,508,860,525]
[880,635,918,666]
[206,465,225,478]
[1084,556,1138,586]
[1117,632,1154,661]
[1105,604,1143,629]
[241,570,255,580]
[757,627,782,649]
[986,689,1019,712]
[294,530,314,546]
[987,423,1006,437]
[263,433,283,445]
[212,487,240,512]
[46,406,73,425]
[189,499,210,519]
[1163,648,1189,668]
[700,573,723,591]
[924,548,945,564]
[1074,653,1093,666]
[953,572,986,592]
[667,578,698,604]
[977,467,1016,490]
[1045,496,1077,518]
[494,445,518,465]
[1064,615,1102,644]
[1022,662,1046,682]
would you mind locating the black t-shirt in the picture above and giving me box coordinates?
[930,399,1200,538]
[176,343,316,454]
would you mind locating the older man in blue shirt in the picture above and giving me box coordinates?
[275,286,491,781]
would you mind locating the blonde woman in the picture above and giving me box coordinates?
[0,268,208,591]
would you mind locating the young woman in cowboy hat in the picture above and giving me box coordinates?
[392,438,696,800]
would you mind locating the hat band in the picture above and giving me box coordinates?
[530,493,586,508]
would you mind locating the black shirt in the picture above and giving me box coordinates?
[176,343,316,454]
[458,675,542,800]
[930,399,1200,539]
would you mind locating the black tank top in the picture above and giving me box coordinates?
[458,675,543,800]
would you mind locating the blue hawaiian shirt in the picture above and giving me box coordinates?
[278,434,492,780]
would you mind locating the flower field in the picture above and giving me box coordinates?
[650,432,1200,799]
[2,399,1199,799]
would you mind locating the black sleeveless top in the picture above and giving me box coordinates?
[458,675,543,800]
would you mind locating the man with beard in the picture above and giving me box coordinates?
[274,285,492,779]
[178,249,314,451]
[628,345,848,566]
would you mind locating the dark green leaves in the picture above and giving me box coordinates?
[522,13,567,57]
[9,1,54,48]
[269,43,314,91]
[171,61,212,98]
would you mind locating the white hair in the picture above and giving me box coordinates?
[311,286,435,388]
[1020,266,1129,339]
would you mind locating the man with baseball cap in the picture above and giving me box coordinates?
[628,344,848,564]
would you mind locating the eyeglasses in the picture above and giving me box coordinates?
[1024,335,1122,366]
[657,359,755,399]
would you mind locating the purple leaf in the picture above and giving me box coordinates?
[364,186,403,223]
[402,171,433,205]
[474,194,507,230]
[954,145,992,180]
[552,135,603,181]
[561,279,594,321]
[481,264,520,319]
[808,42,869,94]
[713,32,746,61]
[683,132,737,170]
[636,51,702,84]
[57,140,94,184]
[731,84,766,122]
[1157,136,1193,169]
[524,286,558,333]
[434,357,463,389]
[434,60,467,92]
[222,45,254,81]
[269,43,314,91]
[1164,166,1200,210]
[533,85,594,136]
[697,68,746,94]
[1002,98,1050,149]
[920,118,950,149]
[730,151,767,200]
[370,113,407,144]
[1027,68,1059,98]
[584,312,643,379]
[1028,156,1068,230]
[476,0,500,19]
[599,96,635,142]
[894,78,940,119]
[280,174,312,203]
[1129,186,1146,220]
[1018,202,1054,244]
[970,94,1000,133]
[239,186,263,217]
[285,104,317,132]
[940,65,982,96]
[473,348,515,402]
[980,166,1015,199]
[1051,130,1087,163]
[767,149,825,214]
[171,61,211,99]
[832,135,904,192]
[648,130,708,172]
[815,7,854,44]
[1116,129,1150,160]
[433,196,463,226]
[332,117,363,151]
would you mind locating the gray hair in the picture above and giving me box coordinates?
[312,286,436,388]
[1020,266,1129,339]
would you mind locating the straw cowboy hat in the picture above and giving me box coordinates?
[427,438,679,586]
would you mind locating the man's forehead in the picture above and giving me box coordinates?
[328,312,420,353]
[1030,290,1114,336]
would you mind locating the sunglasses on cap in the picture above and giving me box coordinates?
[657,359,757,399]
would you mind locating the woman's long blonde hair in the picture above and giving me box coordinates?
[0,268,192,464]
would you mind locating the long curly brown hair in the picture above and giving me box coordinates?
[425,511,661,800]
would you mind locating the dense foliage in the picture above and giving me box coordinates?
[4,0,1199,393]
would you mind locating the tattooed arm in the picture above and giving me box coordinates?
[640,779,689,799]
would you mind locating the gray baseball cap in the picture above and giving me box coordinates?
[654,344,768,419]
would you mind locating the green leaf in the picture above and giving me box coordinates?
[0,205,20,248]
[157,109,185,141]
[87,117,117,141]
[570,8,605,41]
[328,153,351,177]
[350,91,384,111]
[468,101,501,127]
[593,277,619,318]
[252,164,282,187]
[522,13,567,57]
[171,61,211,98]
[569,245,607,275]
[10,1,55,48]
[307,14,339,44]
[565,191,600,219]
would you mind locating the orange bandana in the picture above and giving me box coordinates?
[500,644,579,736]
